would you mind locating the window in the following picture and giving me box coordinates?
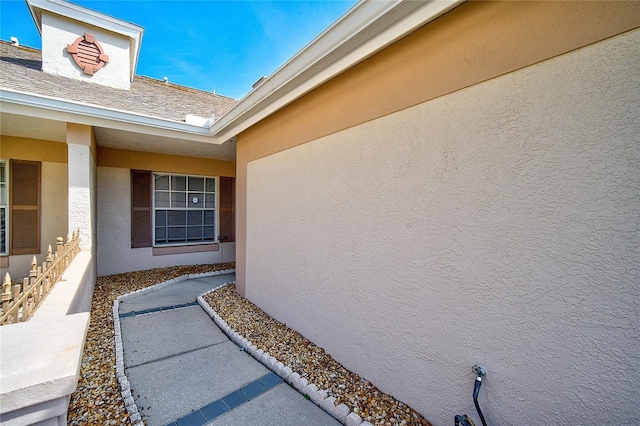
[131,170,234,249]
[0,161,7,255]
[153,173,216,245]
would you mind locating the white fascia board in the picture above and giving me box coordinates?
[26,0,143,38]
[130,31,143,82]
[210,0,464,143]
[0,88,221,144]
[26,0,144,81]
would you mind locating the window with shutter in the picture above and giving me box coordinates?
[132,170,234,248]
[10,160,41,255]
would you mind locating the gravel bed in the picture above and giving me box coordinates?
[203,284,431,426]
[67,263,234,426]
[67,264,429,426]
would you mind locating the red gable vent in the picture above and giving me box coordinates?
[66,33,109,76]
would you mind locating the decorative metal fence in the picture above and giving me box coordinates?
[0,231,81,325]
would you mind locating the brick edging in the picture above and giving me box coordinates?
[111,268,236,426]
[197,284,372,426]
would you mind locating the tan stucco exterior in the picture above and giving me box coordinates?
[98,147,236,177]
[0,136,68,279]
[235,0,640,294]
[236,2,640,425]
[0,135,68,163]
[96,148,236,276]
[1,140,236,278]
[2,0,638,422]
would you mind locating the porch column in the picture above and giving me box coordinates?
[66,123,96,257]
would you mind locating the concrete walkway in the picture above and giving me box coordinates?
[118,273,340,426]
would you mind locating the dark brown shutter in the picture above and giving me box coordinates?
[131,170,152,248]
[218,176,235,242]
[10,160,40,255]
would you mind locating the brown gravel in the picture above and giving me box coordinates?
[67,263,234,426]
[203,284,431,426]
[68,263,429,426]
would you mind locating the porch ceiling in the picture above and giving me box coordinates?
[0,112,236,161]
[0,112,66,143]
[94,128,236,161]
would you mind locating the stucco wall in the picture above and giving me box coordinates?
[234,1,640,296]
[1,137,68,279]
[41,13,131,90]
[67,124,97,256]
[96,167,234,276]
[0,161,68,280]
[244,29,640,425]
[0,135,69,280]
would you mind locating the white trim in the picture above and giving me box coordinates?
[0,89,219,144]
[208,0,464,142]
[151,172,218,247]
[5,0,462,146]
[26,0,144,82]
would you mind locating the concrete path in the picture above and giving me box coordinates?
[118,274,340,426]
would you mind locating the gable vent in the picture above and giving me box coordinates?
[67,32,109,75]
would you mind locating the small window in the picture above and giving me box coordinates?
[0,161,7,255]
[153,173,216,246]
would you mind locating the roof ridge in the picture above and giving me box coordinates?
[133,74,236,100]
[0,39,41,53]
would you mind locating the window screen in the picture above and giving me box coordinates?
[153,174,216,245]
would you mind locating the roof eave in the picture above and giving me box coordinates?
[13,0,463,145]
[0,88,221,144]
[209,0,464,143]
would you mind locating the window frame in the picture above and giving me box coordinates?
[151,172,219,247]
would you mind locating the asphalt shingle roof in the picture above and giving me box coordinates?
[0,41,238,123]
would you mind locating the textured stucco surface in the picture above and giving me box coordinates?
[1,161,68,279]
[96,167,233,276]
[42,13,131,90]
[245,29,640,425]
[68,142,95,256]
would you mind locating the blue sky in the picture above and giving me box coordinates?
[0,0,357,99]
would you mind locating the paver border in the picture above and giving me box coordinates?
[197,283,373,426]
[111,269,236,426]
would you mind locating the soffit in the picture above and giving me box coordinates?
[0,112,67,142]
[94,128,236,161]
[0,112,235,161]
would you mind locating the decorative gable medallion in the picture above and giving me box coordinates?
[66,33,109,75]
